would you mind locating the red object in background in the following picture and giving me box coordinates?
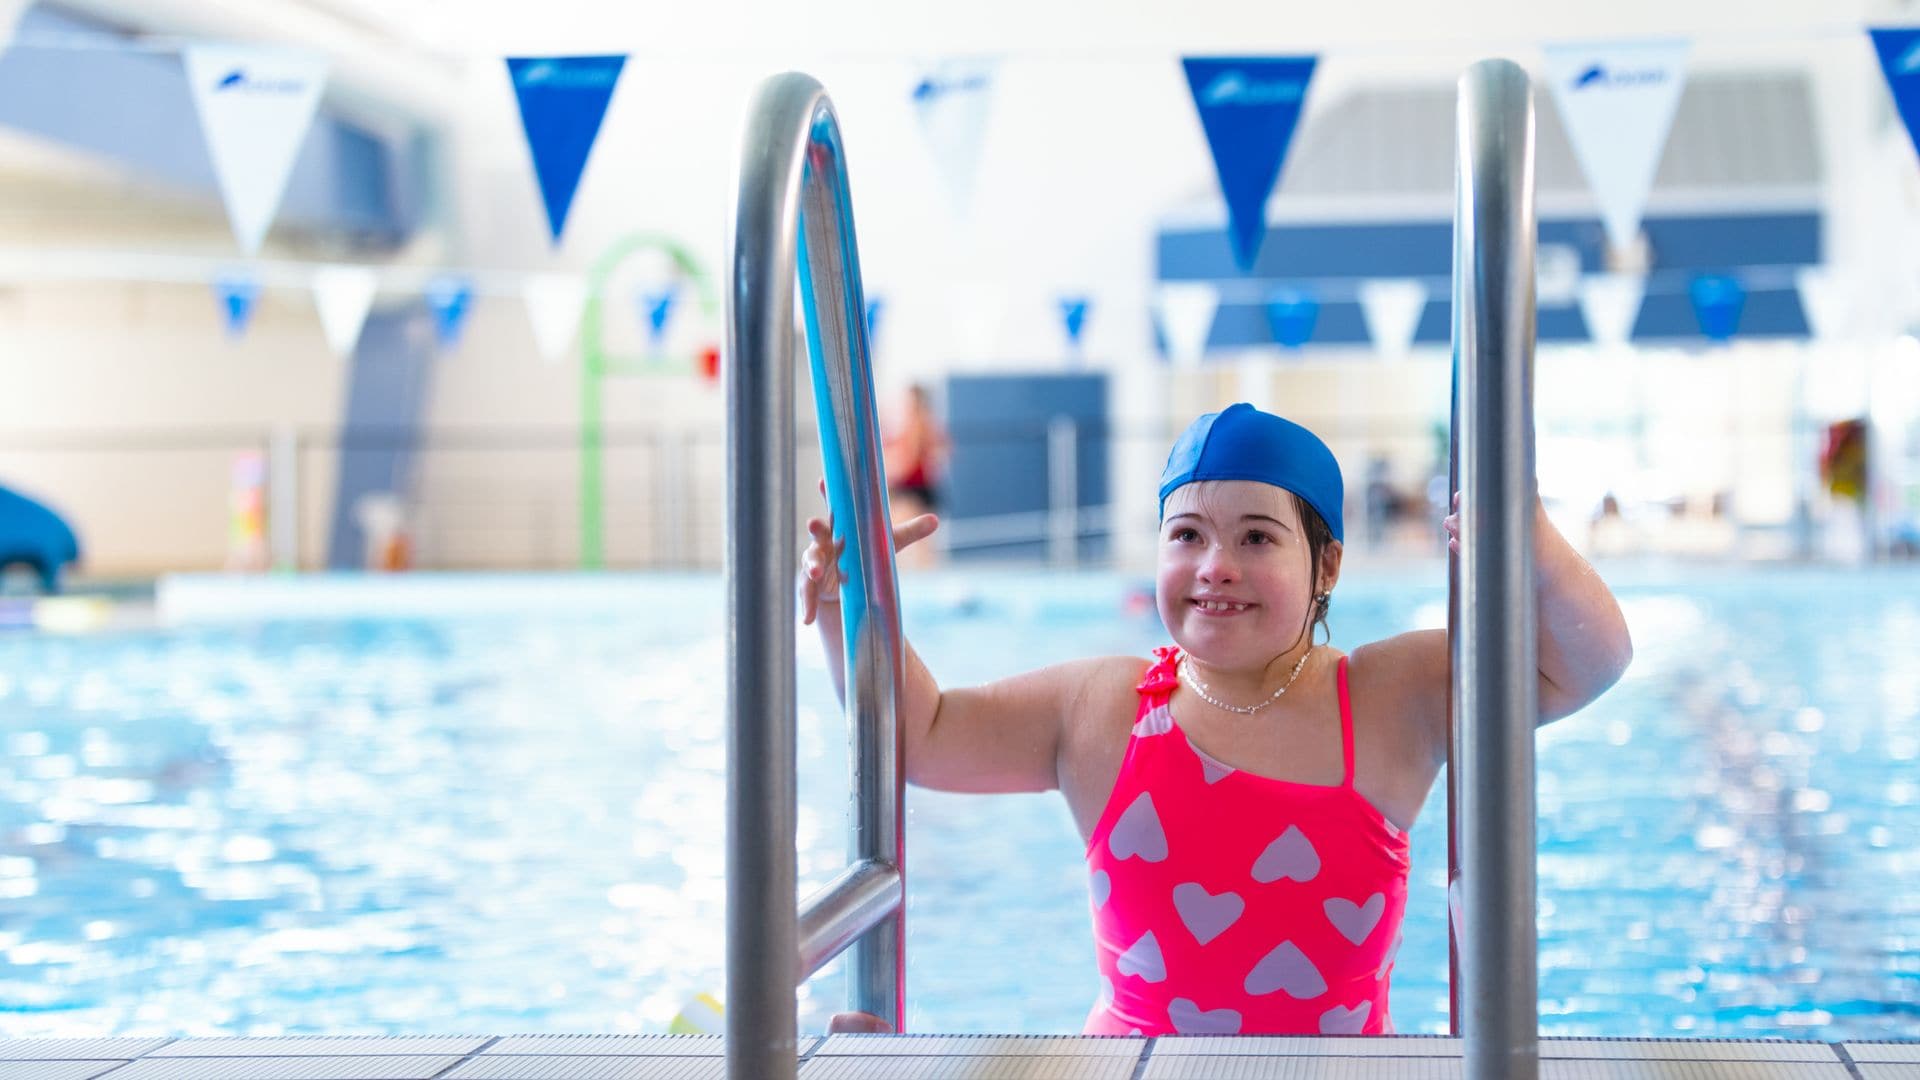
[698,344,720,383]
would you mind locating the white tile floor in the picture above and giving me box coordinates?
[0,1034,1913,1080]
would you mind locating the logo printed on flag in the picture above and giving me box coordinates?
[185,45,329,255]
[1182,56,1318,273]
[1543,39,1690,255]
[507,55,627,243]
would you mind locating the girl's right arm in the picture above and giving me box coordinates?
[802,510,1087,795]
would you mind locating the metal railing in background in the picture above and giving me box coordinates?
[1448,58,1540,1079]
[725,73,905,1080]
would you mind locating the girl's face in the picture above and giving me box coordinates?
[1155,480,1337,669]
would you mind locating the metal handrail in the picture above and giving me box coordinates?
[1448,59,1540,1079]
[724,73,907,1080]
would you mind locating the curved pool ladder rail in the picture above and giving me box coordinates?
[725,73,906,1080]
[1449,58,1541,1079]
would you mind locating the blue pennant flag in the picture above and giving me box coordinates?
[214,270,260,339]
[640,286,677,347]
[506,55,627,243]
[1182,56,1317,272]
[1871,29,1920,166]
[1264,287,1318,348]
[1690,274,1745,341]
[864,297,885,343]
[426,276,473,350]
[1059,297,1090,349]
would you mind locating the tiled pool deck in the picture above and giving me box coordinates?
[4,1035,1920,1079]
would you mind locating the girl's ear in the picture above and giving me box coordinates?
[1319,540,1345,593]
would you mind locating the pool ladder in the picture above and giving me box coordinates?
[722,61,1542,1080]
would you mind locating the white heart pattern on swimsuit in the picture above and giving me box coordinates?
[1324,893,1386,945]
[1172,882,1244,946]
[1243,940,1326,998]
[1089,870,1111,909]
[1192,746,1236,785]
[1250,825,1319,883]
[1132,705,1174,737]
[1108,793,1168,863]
[1319,1001,1371,1034]
[1169,997,1243,1035]
[1115,930,1166,983]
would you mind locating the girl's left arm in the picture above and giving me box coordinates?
[1531,497,1633,721]
[1445,495,1632,722]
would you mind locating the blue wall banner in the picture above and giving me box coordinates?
[1871,29,1920,166]
[1690,274,1745,341]
[1264,287,1318,347]
[641,285,677,347]
[184,46,329,254]
[1059,296,1090,351]
[1543,40,1691,254]
[910,58,998,218]
[506,55,627,243]
[214,270,260,339]
[1181,56,1317,273]
[426,276,473,350]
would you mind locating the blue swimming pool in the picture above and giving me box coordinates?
[0,567,1916,1040]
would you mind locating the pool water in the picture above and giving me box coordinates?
[0,568,1916,1040]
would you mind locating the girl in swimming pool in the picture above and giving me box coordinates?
[800,403,1631,1036]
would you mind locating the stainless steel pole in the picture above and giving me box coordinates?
[726,72,907,1080]
[1451,57,1540,1080]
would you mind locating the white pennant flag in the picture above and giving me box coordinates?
[310,266,377,358]
[1358,279,1427,356]
[1236,358,1271,411]
[910,58,998,218]
[523,273,588,364]
[946,282,1006,364]
[1578,273,1646,348]
[1795,266,1855,342]
[1544,39,1691,254]
[1157,283,1219,368]
[185,45,329,254]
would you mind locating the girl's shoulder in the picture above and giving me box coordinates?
[1346,629,1450,765]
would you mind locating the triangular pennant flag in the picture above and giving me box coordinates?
[523,273,588,364]
[1690,274,1745,341]
[640,285,677,347]
[506,56,627,243]
[183,46,329,255]
[214,269,260,339]
[1358,279,1427,356]
[1869,29,1920,167]
[426,276,473,350]
[1578,273,1646,347]
[910,58,998,218]
[1181,56,1317,272]
[1059,296,1090,351]
[1264,287,1318,348]
[1236,358,1271,411]
[864,296,885,346]
[1157,283,1219,367]
[1796,266,1855,342]
[1542,40,1690,254]
[310,265,377,358]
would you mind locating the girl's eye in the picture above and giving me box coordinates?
[1245,531,1272,544]
[1172,528,1200,542]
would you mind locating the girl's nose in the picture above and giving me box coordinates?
[1198,543,1237,583]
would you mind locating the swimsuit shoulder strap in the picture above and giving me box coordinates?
[1338,654,1355,789]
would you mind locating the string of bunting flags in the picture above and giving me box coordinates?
[7,28,1920,362]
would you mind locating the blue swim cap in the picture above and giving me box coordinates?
[1158,403,1344,542]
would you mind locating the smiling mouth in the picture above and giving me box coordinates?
[1190,599,1254,614]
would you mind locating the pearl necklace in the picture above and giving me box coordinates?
[1179,649,1314,715]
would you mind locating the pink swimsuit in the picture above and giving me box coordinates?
[1083,646,1411,1036]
